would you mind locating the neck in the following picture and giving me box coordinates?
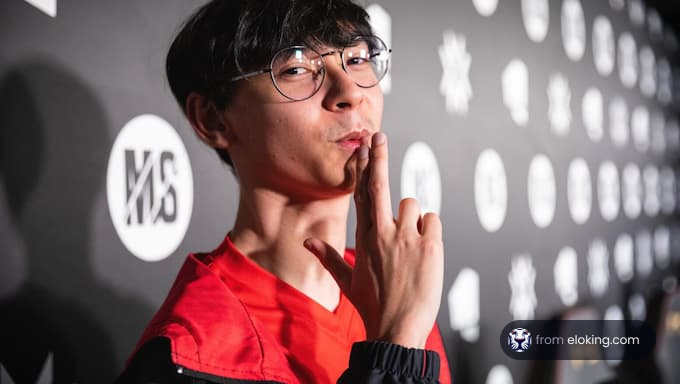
[229,186,350,311]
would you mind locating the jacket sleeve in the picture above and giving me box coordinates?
[337,341,442,384]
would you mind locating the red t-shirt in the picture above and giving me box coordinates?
[205,235,452,384]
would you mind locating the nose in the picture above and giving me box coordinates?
[321,53,364,111]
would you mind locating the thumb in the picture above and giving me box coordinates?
[303,238,352,294]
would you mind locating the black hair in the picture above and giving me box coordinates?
[166,0,373,168]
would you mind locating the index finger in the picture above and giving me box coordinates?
[368,132,394,229]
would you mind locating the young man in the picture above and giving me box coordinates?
[116,0,451,383]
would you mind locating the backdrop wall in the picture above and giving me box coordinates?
[1,0,679,383]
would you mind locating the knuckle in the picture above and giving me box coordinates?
[368,180,383,196]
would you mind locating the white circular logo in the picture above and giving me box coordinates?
[639,46,656,97]
[614,233,634,282]
[588,238,609,297]
[650,112,666,154]
[622,163,642,219]
[561,0,586,61]
[522,0,550,43]
[635,229,653,278]
[528,154,556,228]
[107,114,194,262]
[567,158,592,224]
[447,268,480,342]
[598,161,620,222]
[657,58,672,105]
[628,0,645,27]
[609,96,629,148]
[486,365,514,384]
[582,87,603,142]
[643,165,660,217]
[400,142,441,215]
[659,166,676,214]
[593,16,615,76]
[618,33,638,88]
[554,246,578,306]
[503,59,529,126]
[474,149,507,232]
[547,73,572,136]
[366,4,392,94]
[654,226,670,269]
[473,0,498,16]
[631,105,650,152]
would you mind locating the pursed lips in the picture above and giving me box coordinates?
[335,129,371,150]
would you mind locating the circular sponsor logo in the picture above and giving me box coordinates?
[593,16,615,76]
[400,142,441,214]
[522,0,550,43]
[567,158,592,224]
[106,114,193,262]
[366,4,392,94]
[561,0,586,61]
[474,149,507,232]
[598,161,620,221]
[528,154,556,228]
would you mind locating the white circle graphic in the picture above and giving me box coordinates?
[561,0,586,61]
[106,114,194,262]
[654,226,670,269]
[609,96,629,148]
[366,4,392,94]
[622,163,642,219]
[666,118,680,152]
[631,105,650,152]
[567,158,592,224]
[618,33,638,88]
[598,161,620,222]
[473,0,498,16]
[548,73,572,136]
[474,149,507,232]
[635,229,653,278]
[400,142,441,215]
[588,238,609,297]
[555,247,578,306]
[639,46,656,97]
[657,58,672,105]
[503,59,529,126]
[593,16,615,76]
[522,0,550,43]
[528,154,556,228]
[582,87,603,142]
[486,365,513,384]
[650,112,666,154]
[614,233,634,282]
[642,165,660,217]
[447,268,480,342]
[628,0,645,27]
[659,166,676,214]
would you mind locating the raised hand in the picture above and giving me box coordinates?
[304,132,444,349]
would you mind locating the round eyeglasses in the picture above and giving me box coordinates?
[230,36,391,101]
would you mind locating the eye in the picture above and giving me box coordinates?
[346,56,370,66]
[282,67,309,76]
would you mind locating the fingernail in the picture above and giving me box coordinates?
[373,132,386,146]
[358,144,368,159]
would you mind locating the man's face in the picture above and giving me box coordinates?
[223,44,384,200]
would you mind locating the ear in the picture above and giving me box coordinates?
[184,92,234,149]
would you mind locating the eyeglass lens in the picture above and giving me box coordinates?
[270,36,389,101]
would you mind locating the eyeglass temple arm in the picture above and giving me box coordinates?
[230,68,272,82]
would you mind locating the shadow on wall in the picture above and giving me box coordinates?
[0,58,153,383]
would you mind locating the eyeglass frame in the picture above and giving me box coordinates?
[229,35,391,101]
